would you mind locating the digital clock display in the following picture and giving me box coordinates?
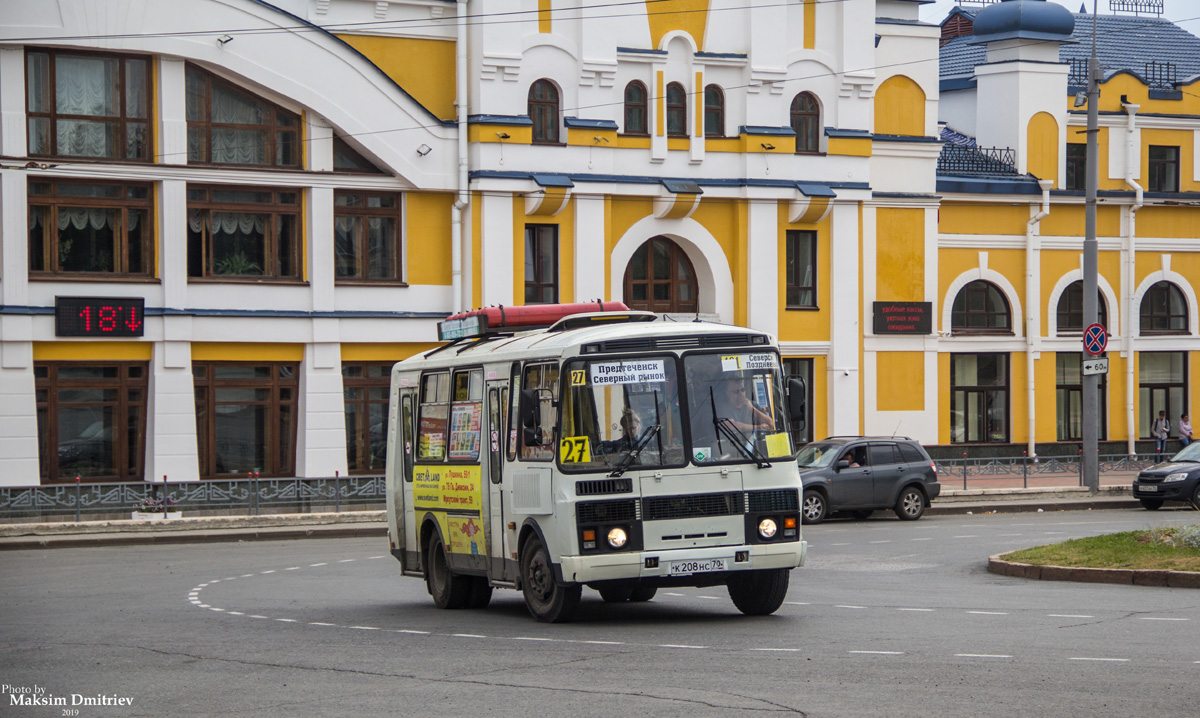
[55,297,145,338]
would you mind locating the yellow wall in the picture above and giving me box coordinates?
[336,34,456,121]
[646,0,710,51]
[1039,205,1121,237]
[776,203,831,342]
[874,75,925,137]
[33,342,152,361]
[875,208,924,301]
[1137,207,1200,239]
[691,198,744,323]
[939,248,1025,309]
[1026,112,1059,186]
[877,352,924,411]
[407,192,453,286]
[803,0,816,50]
[939,203,1029,235]
[1092,72,1200,119]
[191,343,304,361]
[1141,128,1196,193]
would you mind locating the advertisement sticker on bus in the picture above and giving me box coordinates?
[589,359,666,386]
[413,465,483,512]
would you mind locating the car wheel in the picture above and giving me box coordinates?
[521,537,581,623]
[425,533,468,609]
[802,489,827,525]
[727,569,789,616]
[628,585,657,602]
[1191,484,1200,510]
[850,510,873,520]
[893,486,926,521]
[1139,498,1163,511]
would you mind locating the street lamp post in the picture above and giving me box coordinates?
[1082,1,1100,493]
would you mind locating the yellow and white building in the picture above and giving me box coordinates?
[1,0,1196,487]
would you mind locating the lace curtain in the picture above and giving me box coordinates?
[54,56,117,157]
[188,210,265,236]
[57,207,120,232]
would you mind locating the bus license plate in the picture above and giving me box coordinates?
[668,558,728,576]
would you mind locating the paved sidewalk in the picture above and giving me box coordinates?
[0,484,1153,550]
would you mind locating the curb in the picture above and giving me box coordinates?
[987,554,1200,588]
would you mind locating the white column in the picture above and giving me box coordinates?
[296,338,348,478]
[158,58,187,166]
[480,190,515,306]
[574,193,606,302]
[827,201,860,435]
[160,180,188,309]
[309,186,335,312]
[746,198,779,336]
[1,169,29,307]
[146,344,200,483]
[0,339,38,487]
[0,47,27,157]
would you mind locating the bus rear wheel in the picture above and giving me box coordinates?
[521,537,581,623]
[727,568,789,616]
[426,533,468,609]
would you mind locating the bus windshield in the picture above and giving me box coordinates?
[560,357,686,471]
[684,352,793,463]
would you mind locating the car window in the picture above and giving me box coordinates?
[869,444,900,466]
[898,443,926,464]
[842,446,868,467]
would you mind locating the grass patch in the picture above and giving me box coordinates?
[1001,526,1200,572]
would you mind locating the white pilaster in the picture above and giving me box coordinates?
[574,193,606,302]
[146,346,200,483]
[296,341,348,478]
[158,58,187,165]
[480,191,515,306]
[746,199,778,336]
[309,186,336,312]
[827,201,860,435]
[1,170,29,307]
[0,46,27,157]
[160,180,188,309]
[0,341,38,486]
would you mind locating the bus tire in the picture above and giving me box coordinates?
[521,537,581,623]
[597,583,634,603]
[425,533,468,609]
[727,568,789,616]
[466,576,493,609]
[628,585,657,602]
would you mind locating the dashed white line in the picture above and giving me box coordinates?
[275,618,298,623]
[579,640,624,645]
[309,563,327,567]
[352,626,381,631]
[953,535,978,539]
[309,622,335,627]
[1049,614,1094,618]
[836,605,866,609]
[1070,657,1130,663]
[512,637,553,642]
[869,540,891,544]
[849,650,904,655]
[751,648,803,652]
[968,611,1008,615]
[260,570,276,574]
[784,601,810,606]
[660,644,706,649]
[897,608,934,612]
[910,537,933,541]
[338,559,356,563]
[1138,617,1189,621]
[248,615,268,619]
[395,629,430,635]
[452,633,485,638]
[955,654,1012,659]
[284,567,300,571]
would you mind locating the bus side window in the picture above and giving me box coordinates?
[416,371,450,461]
[520,362,558,461]
[507,364,520,461]
[401,394,415,482]
[447,369,483,462]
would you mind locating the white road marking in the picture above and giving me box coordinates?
[284,567,300,571]
[260,570,276,574]
[1049,614,1094,618]
[248,615,268,619]
[512,637,553,642]
[338,559,356,563]
[869,540,891,544]
[309,622,335,627]
[228,611,244,616]
[578,640,624,645]
[395,629,430,635]
[955,654,1011,659]
[1070,657,1130,663]
[698,595,720,600]
[452,633,485,638]
[784,601,810,605]
[751,648,803,652]
[830,543,851,546]
[309,563,327,567]
[1138,617,1189,621]
[836,605,866,609]
[660,644,706,649]
[897,608,934,612]
[849,651,904,655]
[352,626,381,631]
[952,535,977,539]
[275,618,298,623]
[999,534,1023,537]
[910,537,933,541]
[968,611,1008,615]
[241,574,255,578]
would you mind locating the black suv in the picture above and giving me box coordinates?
[797,437,941,524]
[1133,443,1200,510]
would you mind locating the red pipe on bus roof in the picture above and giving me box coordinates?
[444,301,630,329]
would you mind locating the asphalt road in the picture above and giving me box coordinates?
[2,507,1198,718]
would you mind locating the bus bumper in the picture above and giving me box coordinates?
[559,540,806,584]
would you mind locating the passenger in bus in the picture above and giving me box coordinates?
[618,408,642,448]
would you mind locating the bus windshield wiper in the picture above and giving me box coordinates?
[608,424,661,477]
[714,418,771,469]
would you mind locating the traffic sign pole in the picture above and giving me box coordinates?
[1081,1,1100,494]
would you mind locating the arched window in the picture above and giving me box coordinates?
[666,82,687,137]
[1056,281,1107,334]
[703,85,724,137]
[1140,281,1187,334]
[623,81,648,135]
[951,280,1011,334]
[623,237,698,313]
[791,92,820,153]
[528,79,560,144]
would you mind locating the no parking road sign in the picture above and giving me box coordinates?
[1083,323,1107,356]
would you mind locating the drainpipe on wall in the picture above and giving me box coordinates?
[1123,101,1143,455]
[1027,179,1053,459]
[450,0,470,313]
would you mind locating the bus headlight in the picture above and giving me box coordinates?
[607,527,628,549]
[758,518,778,539]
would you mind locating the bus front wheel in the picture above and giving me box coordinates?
[426,533,468,609]
[520,537,581,623]
[727,568,789,616]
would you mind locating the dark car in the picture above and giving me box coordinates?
[1133,443,1200,510]
[797,436,941,524]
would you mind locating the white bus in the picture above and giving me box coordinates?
[385,304,807,622]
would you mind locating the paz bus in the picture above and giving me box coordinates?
[384,302,807,622]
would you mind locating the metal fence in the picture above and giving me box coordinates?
[0,475,386,523]
[933,453,1157,491]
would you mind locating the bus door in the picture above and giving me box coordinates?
[486,380,510,580]
[398,390,418,566]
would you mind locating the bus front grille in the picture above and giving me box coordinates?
[577,499,639,524]
[641,492,744,521]
[747,488,799,513]
[576,478,634,496]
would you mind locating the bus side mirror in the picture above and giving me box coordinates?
[520,389,543,446]
[787,377,807,427]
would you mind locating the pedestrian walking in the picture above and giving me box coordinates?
[1179,413,1193,449]
[1152,410,1171,461]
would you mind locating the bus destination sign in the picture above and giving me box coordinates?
[873,301,932,335]
[55,296,145,338]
